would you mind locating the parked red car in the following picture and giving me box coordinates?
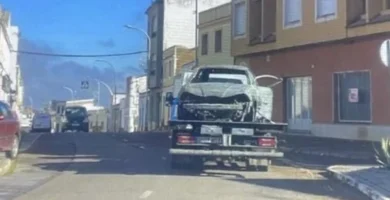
[0,101,21,159]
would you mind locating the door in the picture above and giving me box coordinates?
[0,103,8,150]
[286,77,312,133]
[0,102,14,150]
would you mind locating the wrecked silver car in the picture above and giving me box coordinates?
[176,65,282,123]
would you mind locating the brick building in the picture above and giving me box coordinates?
[231,0,390,141]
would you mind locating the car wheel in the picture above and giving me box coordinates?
[6,135,19,159]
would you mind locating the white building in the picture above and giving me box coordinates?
[146,0,231,130]
[0,8,22,114]
[124,75,147,133]
[138,92,148,132]
[109,93,126,132]
[0,9,15,105]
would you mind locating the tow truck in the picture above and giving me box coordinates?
[165,65,286,171]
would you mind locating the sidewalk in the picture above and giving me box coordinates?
[327,165,390,200]
[277,133,377,162]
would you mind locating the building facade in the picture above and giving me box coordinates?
[124,75,147,132]
[145,0,232,130]
[161,45,195,127]
[231,0,390,141]
[138,91,148,131]
[0,8,19,107]
[198,3,234,65]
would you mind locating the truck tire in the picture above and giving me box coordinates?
[247,158,270,172]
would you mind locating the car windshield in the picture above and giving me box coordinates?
[65,107,87,117]
[191,68,249,84]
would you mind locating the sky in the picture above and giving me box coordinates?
[0,0,151,108]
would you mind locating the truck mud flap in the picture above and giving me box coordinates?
[169,149,284,158]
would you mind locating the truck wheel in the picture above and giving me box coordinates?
[247,158,270,172]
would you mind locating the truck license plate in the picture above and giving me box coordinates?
[201,125,222,134]
[197,137,222,144]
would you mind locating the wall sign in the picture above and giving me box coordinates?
[348,88,359,103]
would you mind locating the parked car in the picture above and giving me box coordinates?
[0,101,21,159]
[61,106,89,132]
[31,113,52,133]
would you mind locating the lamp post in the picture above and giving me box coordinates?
[124,25,152,130]
[94,60,117,132]
[63,86,75,100]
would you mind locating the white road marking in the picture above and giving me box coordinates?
[139,190,153,199]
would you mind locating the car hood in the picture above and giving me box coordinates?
[181,83,253,98]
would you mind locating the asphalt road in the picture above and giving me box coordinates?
[0,132,369,200]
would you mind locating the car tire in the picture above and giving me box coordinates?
[6,135,19,159]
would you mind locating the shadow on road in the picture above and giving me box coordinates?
[19,132,366,200]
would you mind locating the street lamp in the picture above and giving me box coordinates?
[124,25,151,130]
[86,77,102,106]
[124,25,151,62]
[94,60,117,132]
[63,86,75,100]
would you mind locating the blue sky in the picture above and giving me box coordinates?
[1,0,150,69]
[0,0,152,108]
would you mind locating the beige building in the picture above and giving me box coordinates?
[161,45,195,127]
[198,3,234,66]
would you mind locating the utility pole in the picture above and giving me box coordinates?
[195,0,199,66]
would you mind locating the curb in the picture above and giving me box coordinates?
[279,146,372,161]
[0,158,12,176]
[327,166,390,200]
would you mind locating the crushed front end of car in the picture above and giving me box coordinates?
[178,83,257,122]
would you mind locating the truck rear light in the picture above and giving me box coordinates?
[177,135,195,144]
[258,138,276,147]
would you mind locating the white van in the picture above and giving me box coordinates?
[31,113,52,133]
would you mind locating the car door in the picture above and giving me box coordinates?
[0,102,12,150]
[3,103,19,136]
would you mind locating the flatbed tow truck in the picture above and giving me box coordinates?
[166,65,287,171]
[168,119,286,171]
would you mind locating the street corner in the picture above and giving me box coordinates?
[327,165,390,200]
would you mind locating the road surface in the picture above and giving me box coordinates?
[0,132,368,200]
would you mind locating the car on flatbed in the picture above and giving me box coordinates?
[165,65,286,171]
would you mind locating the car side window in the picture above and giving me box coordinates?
[0,103,9,119]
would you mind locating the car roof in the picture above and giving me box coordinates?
[196,65,250,71]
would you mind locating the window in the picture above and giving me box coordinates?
[150,16,157,37]
[168,60,173,77]
[169,60,173,77]
[386,0,390,9]
[214,30,222,53]
[233,0,246,37]
[283,0,302,28]
[334,71,371,122]
[316,0,337,21]
[0,103,9,119]
[191,68,249,84]
[201,34,208,55]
